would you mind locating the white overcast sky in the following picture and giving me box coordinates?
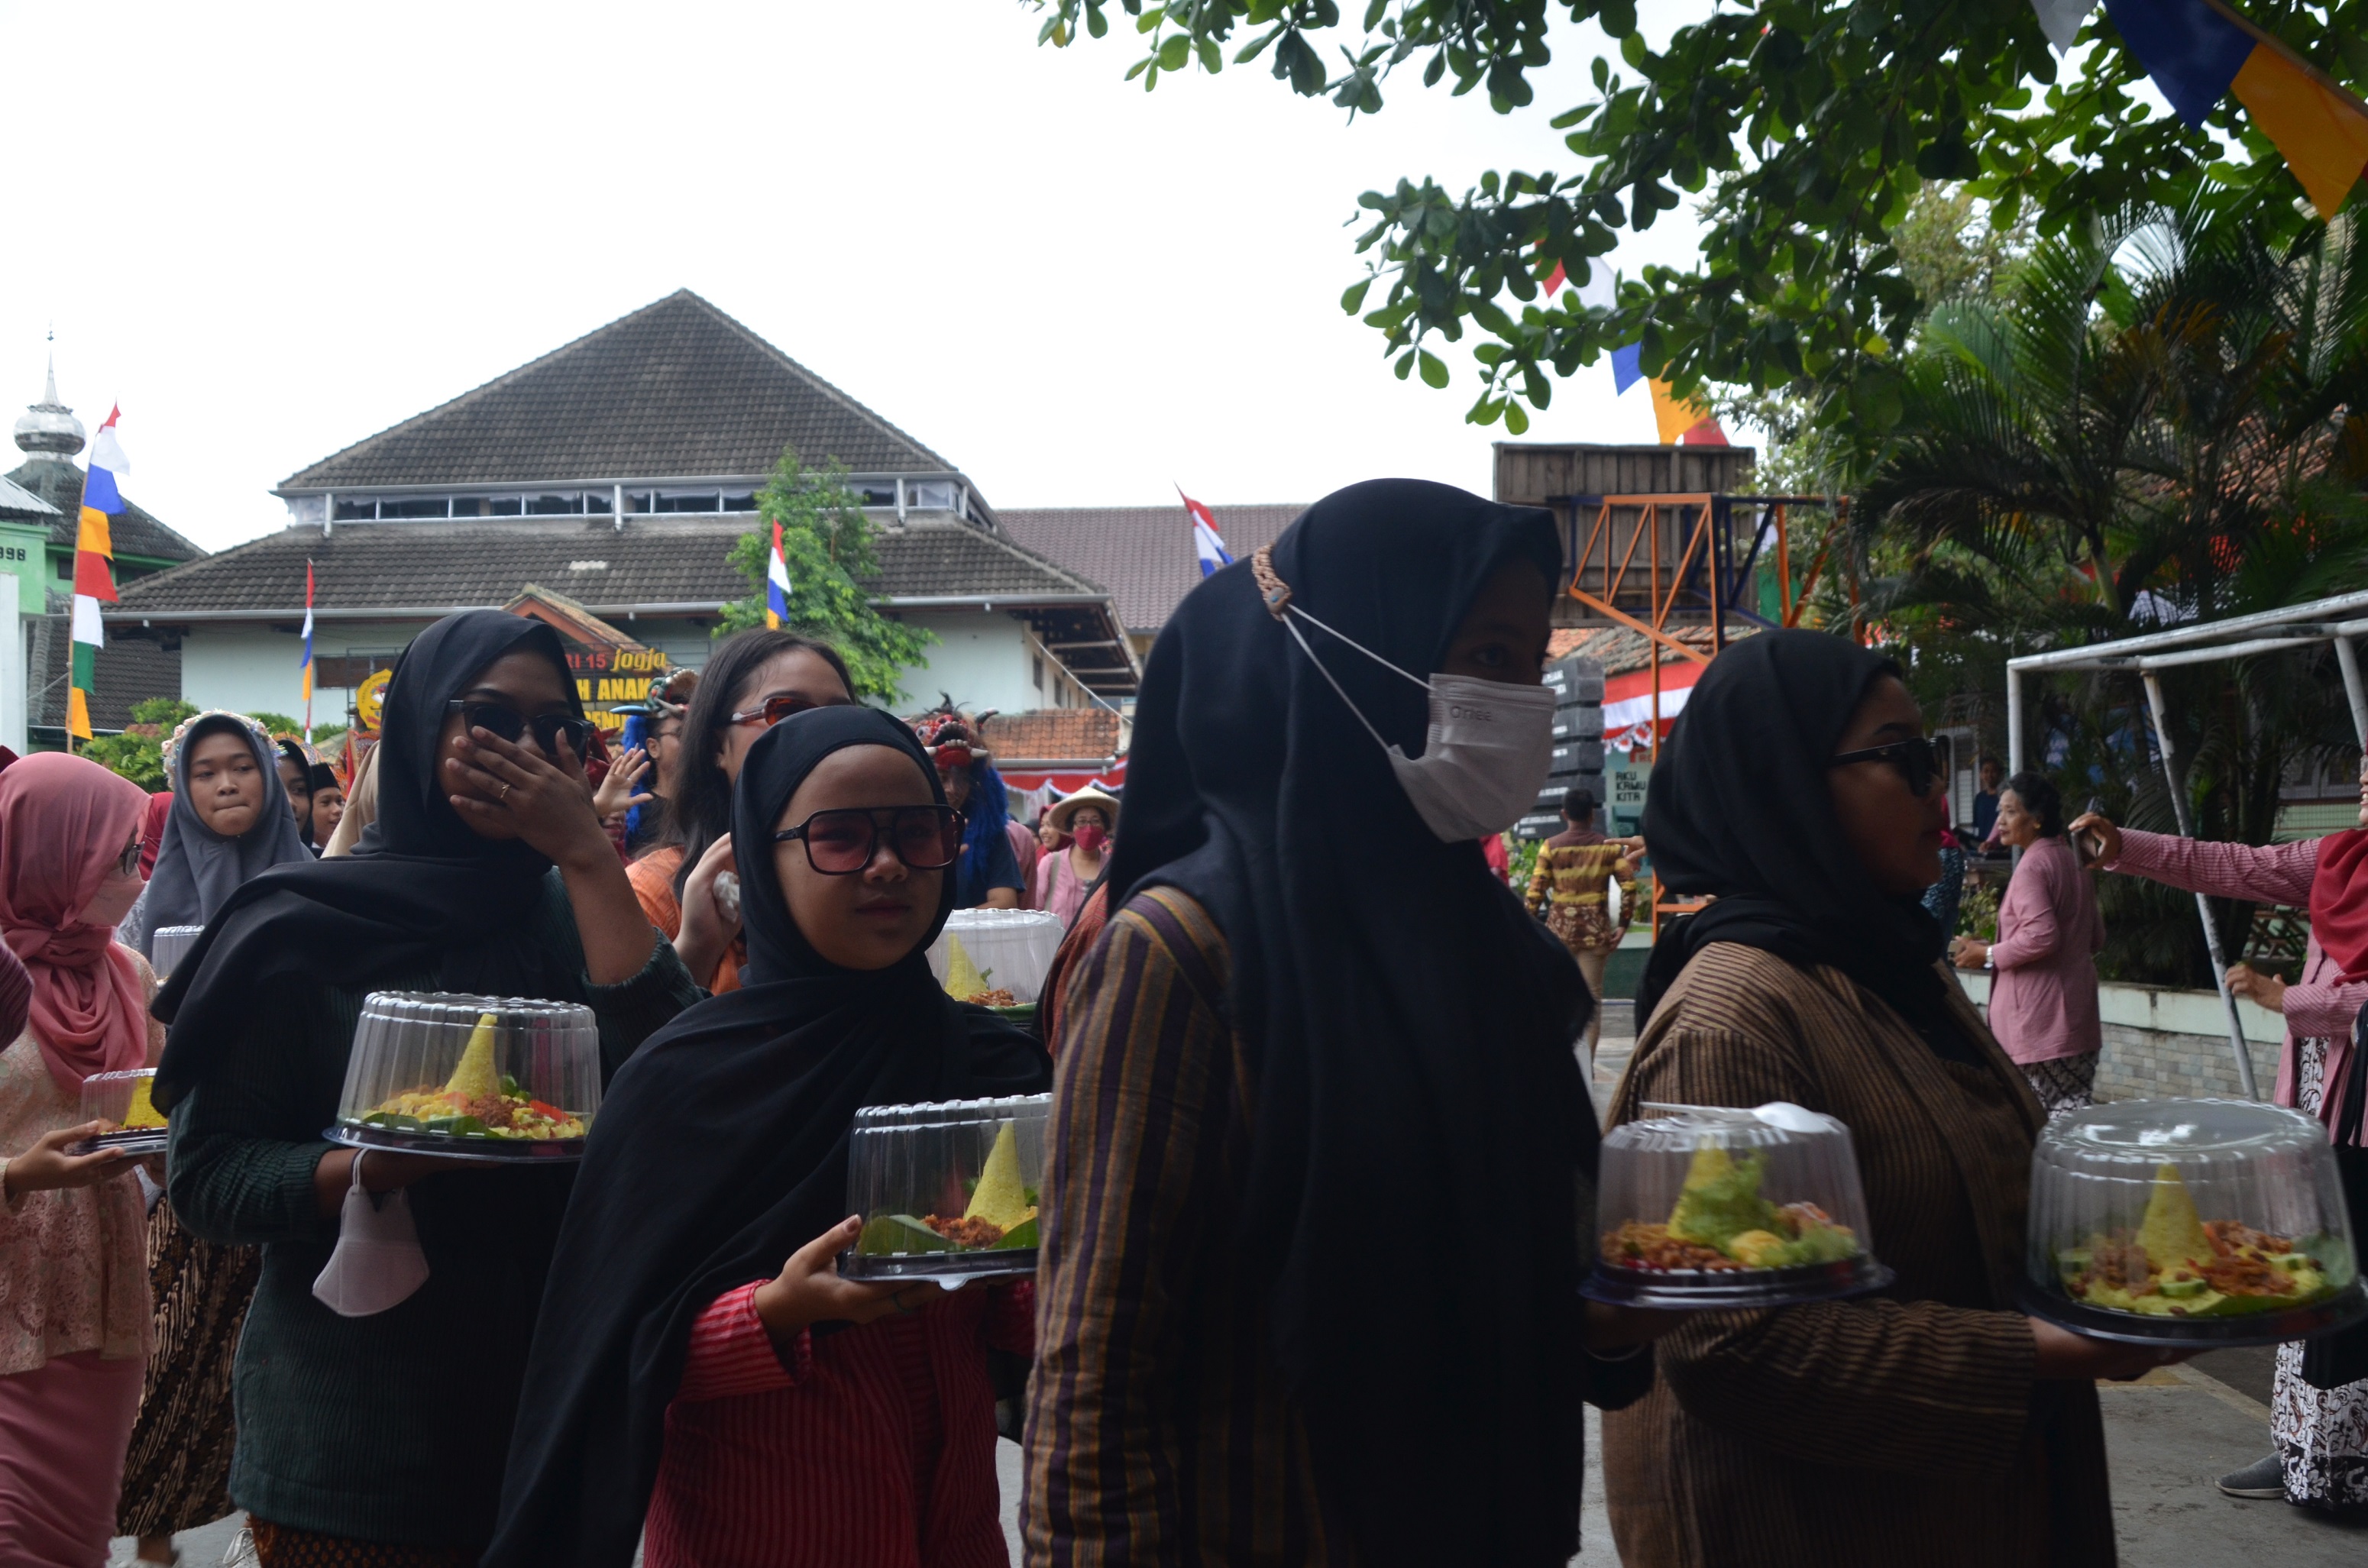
[2,0,1718,553]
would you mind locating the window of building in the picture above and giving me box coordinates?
[1033,655,1044,693]
[857,485,898,508]
[376,496,451,519]
[332,496,377,521]
[450,496,526,517]
[908,481,956,511]
[722,491,758,512]
[652,490,722,513]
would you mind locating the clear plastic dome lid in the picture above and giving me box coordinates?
[840,1092,1051,1279]
[2028,1100,2360,1334]
[1588,1102,1890,1307]
[926,910,1065,1006]
[328,992,600,1159]
[76,1067,168,1153]
[150,926,204,981]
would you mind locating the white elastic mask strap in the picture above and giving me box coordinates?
[1279,605,1434,754]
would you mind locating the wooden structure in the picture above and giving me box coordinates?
[1495,443,1846,936]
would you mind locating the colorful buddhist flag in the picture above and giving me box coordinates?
[69,406,126,741]
[765,520,791,629]
[2097,0,2368,218]
[299,560,316,729]
[1179,489,1232,577]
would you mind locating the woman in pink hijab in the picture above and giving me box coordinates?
[0,752,166,1566]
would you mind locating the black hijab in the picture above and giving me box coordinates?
[153,611,581,1110]
[131,711,315,957]
[1105,478,1596,1568]
[484,706,1049,1568]
[1633,629,1972,1062]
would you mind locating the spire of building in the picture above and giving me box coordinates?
[15,339,86,461]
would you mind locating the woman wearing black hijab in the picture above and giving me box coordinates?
[1602,630,2170,1567]
[152,610,700,1564]
[487,706,1050,1568]
[1024,480,1665,1568]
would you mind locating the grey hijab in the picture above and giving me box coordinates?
[130,711,315,958]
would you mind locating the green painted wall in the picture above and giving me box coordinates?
[0,523,48,613]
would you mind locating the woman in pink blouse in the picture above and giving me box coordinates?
[1951,773,2104,1117]
[2072,784,2368,1515]
[1033,789,1114,926]
[0,754,164,1567]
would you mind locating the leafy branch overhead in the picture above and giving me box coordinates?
[720,449,936,705]
[1024,0,2366,438]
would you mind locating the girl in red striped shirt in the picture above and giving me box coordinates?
[487,706,1051,1568]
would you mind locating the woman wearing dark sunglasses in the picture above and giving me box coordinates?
[489,705,1050,1568]
[630,629,857,992]
[149,611,702,1564]
[1605,630,2171,1566]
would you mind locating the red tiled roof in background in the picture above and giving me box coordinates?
[979,707,1123,763]
[998,503,1306,635]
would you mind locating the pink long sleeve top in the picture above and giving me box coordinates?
[1987,835,2105,1065]
[2101,829,2363,1140]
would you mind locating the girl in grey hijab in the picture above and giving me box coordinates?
[123,711,314,958]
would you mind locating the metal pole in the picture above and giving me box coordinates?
[2140,671,2261,1101]
[2337,637,2368,750]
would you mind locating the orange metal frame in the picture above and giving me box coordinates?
[1558,491,1839,935]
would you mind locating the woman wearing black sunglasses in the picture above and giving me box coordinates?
[489,705,1049,1568]
[631,629,857,993]
[1605,630,2170,1566]
[150,611,702,1564]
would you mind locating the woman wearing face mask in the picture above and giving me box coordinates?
[112,713,313,1566]
[1601,632,2162,1567]
[150,611,701,1565]
[487,706,1051,1567]
[0,753,163,1568]
[630,629,858,992]
[1032,789,1115,926]
[1026,481,1666,1568]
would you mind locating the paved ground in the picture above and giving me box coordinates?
[110,1004,2363,1566]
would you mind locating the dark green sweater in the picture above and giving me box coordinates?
[166,871,700,1548]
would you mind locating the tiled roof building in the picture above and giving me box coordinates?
[999,503,1305,644]
[107,292,1140,724]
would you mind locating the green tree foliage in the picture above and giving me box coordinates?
[1024,0,2363,445]
[1856,201,2368,981]
[82,697,199,792]
[720,449,937,705]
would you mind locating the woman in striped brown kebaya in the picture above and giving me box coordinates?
[1603,630,2183,1566]
[1024,480,1671,1568]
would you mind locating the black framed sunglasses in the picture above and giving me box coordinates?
[445,700,595,760]
[1829,736,1942,797]
[728,694,831,729]
[772,806,962,876]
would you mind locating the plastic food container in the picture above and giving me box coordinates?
[926,910,1064,1006]
[1585,1102,1893,1308]
[74,1068,169,1155]
[838,1093,1051,1282]
[150,926,203,982]
[324,992,601,1162]
[2023,1099,2364,1347]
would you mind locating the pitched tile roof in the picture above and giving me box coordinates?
[0,474,60,522]
[3,457,205,564]
[1547,623,1736,674]
[110,514,1108,618]
[25,612,181,733]
[997,503,1306,634]
[279,291,959,490]
[979,707,1122,764]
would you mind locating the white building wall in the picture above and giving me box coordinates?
[177,622,433,725]
[894,611,1034,715]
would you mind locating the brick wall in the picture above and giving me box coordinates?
[2092,1023,2282,1102]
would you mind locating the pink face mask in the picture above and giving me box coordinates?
[1072,823,1109,853]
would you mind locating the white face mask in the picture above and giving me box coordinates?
[1280,607,1558,843]
[312,1151,431,1318]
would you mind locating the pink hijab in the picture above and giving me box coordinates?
[0,753,151,1097]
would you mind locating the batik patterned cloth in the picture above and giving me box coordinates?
[115,1202,260,1537]
[248,1519,480,1566]
[2274,1033,2368,1512]
[2017,1052,2098,1121]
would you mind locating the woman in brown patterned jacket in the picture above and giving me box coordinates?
[1603,631,2182,1567]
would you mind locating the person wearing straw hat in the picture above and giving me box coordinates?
[1034,787,1117,926]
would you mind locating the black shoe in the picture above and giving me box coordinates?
[2217,1454,2285,1499]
